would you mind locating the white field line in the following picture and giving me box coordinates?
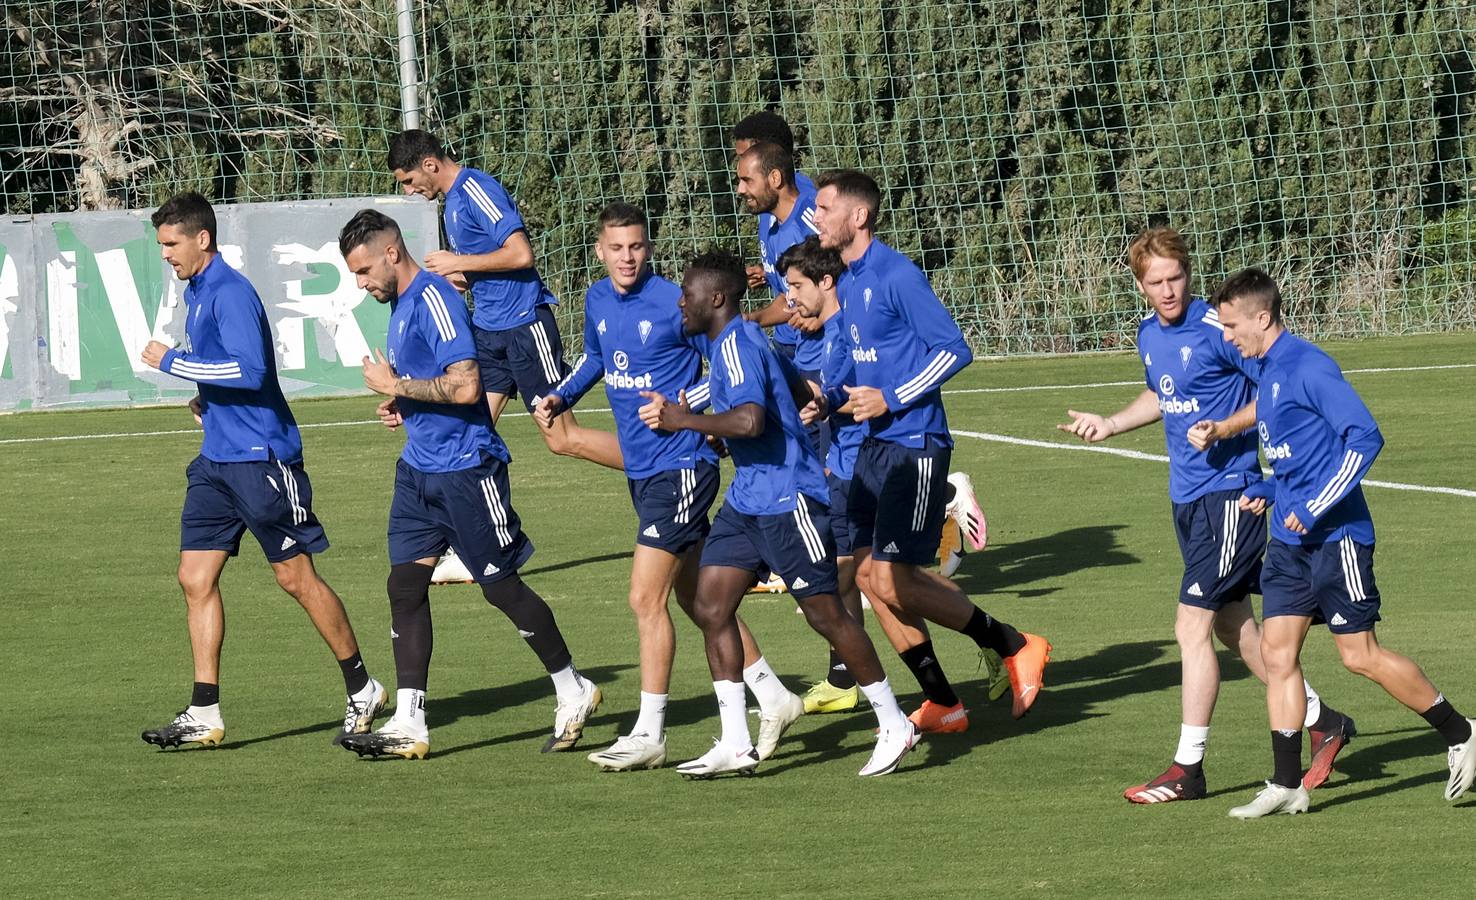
[946,362,1476,395]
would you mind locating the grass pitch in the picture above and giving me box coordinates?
[3,333,1474,898]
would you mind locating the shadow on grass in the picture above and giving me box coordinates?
[520,550,633,578]
[1305,726,1459,809]
[949,524,1139,598]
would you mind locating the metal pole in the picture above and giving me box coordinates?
[395,0,420,130]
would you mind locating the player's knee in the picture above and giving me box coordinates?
[387,563,433,610]
[627,586,668,619]
[177,564,215,602]
[272,564,309,598]
[864,564,901,607]
[1336,641,1380,678]
[798,597,845,636]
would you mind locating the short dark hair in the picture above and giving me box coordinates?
[777,236,845,286]
[598,201,648,232]
[1210,267,1282,324]
[733,111,795,154]
[739,142,795,190]
[151,192,216,245]
[387,129,447,173]
[686,248,747,303]
[338,209,402,258]
[815,169,881,230]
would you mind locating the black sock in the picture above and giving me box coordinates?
[960,608,1026,656]
[826,648,857,690]
[388,562,435,692]
[1310,702,1342,735]
[337,650,369,695]
[898,641,960,707]
[1421,695,1474,746]
[480,575,573,673]
[191,682,219,708]
[1272,729,1303,788]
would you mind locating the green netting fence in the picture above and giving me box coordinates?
[5,1,1476,354]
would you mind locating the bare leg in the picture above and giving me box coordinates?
[270,553,360,659]
[629,543,684,694]
[1332,629,1441,711]
[178,550,231,684]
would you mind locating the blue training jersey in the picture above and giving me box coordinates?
[1245,333,1382,545]
[160,254,303,464]
[758,174,821,360]
[706,316,829,516]
[819,312,865,482]
[551,271,718,481]
[443,167,557,332]
[839,239,972,448]
[1137,298,1262,503]
[387,269,510,473]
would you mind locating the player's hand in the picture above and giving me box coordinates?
[746,264,766,289]
[188,395,205,426]
[800,391,829,426]
[706,434,729,458]
[362,349,399,396]
[1283,510,1308,534]
[446,271,469,292]
[1238,494,1267,516]
[1057,409,1113,443]
[638,389,686,431]
[376,397,403,429]
[423,250,462,277]
[1187,419,1222,451]
[789,309,823,334]
[533,393,564,429]
[844,385,887,422]
[140,340,170,370]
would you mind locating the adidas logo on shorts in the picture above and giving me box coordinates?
[882,542,900,554]
[791,577,809,590]
[484,563,500,576]
[642,524,661,539]
[1186,583,1203,597]
[281,536,296,551]
[1330,613,1348,626]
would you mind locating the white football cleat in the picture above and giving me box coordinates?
[587,731,667,771]
[340,677,387,737]
[1228,782,1310,819]
[339,717,430,760]
[141,707,225,749]
[543,677,602,752]
[750,572,788,594]
[430,548,474,585]
[676,741,760,779]
[859,720,921,777]
[945,472,987,551]
[937,519,966,578]
[1445,719,1476,801]
[755,691,805,761]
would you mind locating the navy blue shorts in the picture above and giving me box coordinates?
[700,496,838,599]
[473,305,570,411]
[827,473,857,558]
[1172,488,1266,610]
[627,462,720,555]
[848,436,950,565]
[1261,537,1382,634]
[180,455,329,562]
[388,454,534,583]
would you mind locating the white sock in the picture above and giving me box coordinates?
[187,703,222,724]
[1303,680,1322,728]
[632,691,668,737]
[859,678,907,732]
[1174,724,1210,766]
[715,680,751,749]
[742,657,790,713]
[396,689,427,731]
[549,664,584,702]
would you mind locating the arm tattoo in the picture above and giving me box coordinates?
[395,359,479,404]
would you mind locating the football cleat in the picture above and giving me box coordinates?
[676,741,760,779]
[802,680,861,714]
[339,718,429,760]
[1303,712,1355,790]
[937,519,966,578]
[859,720,921,777]
[543,677,602,753]
[1003,633,1052,719]
[749,572,788,594]
[141,708,224,749]
[1124,763,1207,803]
[755,691,805,761]
[908,700,969,734]
[340,677,387,737]
[430,548,474,585]
[1445,718,1476,801]
[587,731,667,771]
[945,472,988,551]
[979,648,1010,702]
[1228,781,1310,819]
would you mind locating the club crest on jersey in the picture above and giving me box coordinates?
[596,318,607,336]
[1159,374,1176,395]
[613,350,630,371]
[638,320,653,344]
[1144,352,1152,367]
[863,287,873,310]
[1180,346,1192,367]
[1272,382,1281,403]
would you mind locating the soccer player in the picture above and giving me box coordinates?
[732,110,815,303]
[386,129,621,469]
[335,210,600,760]
[639,249,919,777]
[1058,227,1353,803]
[780,236,979,730]
[138,192,384,749]
[812,170,1052,720]
[1208,268,1475,817]
[534,203,803,769]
